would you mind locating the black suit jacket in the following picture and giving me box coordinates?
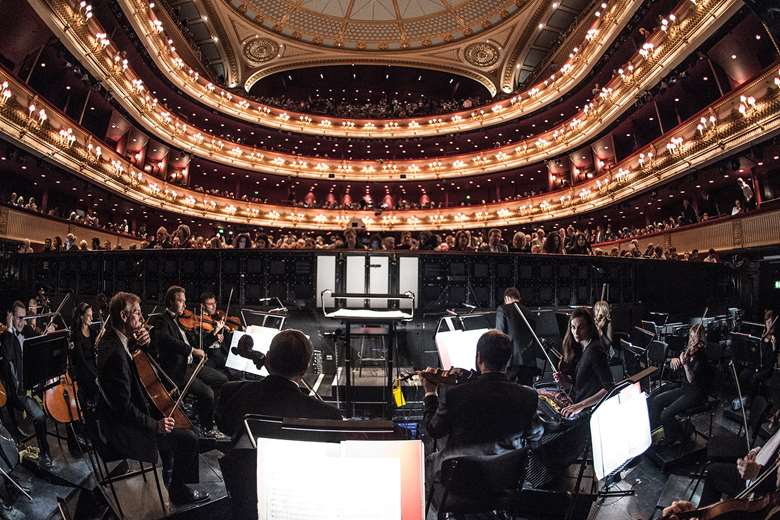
[148,311,192,388]
[496,303,535,367]
[0,330,25,406]
[219,375,342,520]
[424,372,538,452]
[95,329,158,463]
[218,375,342,437]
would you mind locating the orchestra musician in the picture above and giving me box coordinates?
[650,324,713,447]
[218,330,342,520]
[70,303,98,411]
[593,300,614,353]
[148,286,228,440]
[95,291,209,505]
[423,330,538,477]
[0,301,53,467]
[737,309,777,406]
[198,292,228,371]
[554,308,614,418]
[662,428,780,516]
[495,287,538,385]
[24,297,55,336]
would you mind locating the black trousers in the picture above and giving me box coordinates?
[205,347,227,371]
[650,383,705,442]
[185,365,227,430]
[158,428,199,487]
[6,395,50,456]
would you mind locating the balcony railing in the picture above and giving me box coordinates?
[31,0,739,181]
[1,63,779,231]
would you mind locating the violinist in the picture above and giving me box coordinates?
[593,300,614,353]
[148,286,228,440]
[554,308,614,418]
[423,330,538,457]
[650,324,713,447]
[95,292,209,505]
[664,427,780,516]
[24,297,55,336]
[0,301,53,467]
[764,309,777,358]
[199,292,228,371]
[737,309,777,406]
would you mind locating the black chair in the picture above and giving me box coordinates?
[81,414,166,518]
[647,340,668,389]
[426,448,528,520]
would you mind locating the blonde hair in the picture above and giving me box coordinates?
[593,300,611,322]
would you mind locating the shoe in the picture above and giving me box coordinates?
[38,453,54,469]
[169,485,210,506]
[201,426,229,441]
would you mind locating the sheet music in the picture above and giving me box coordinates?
[336,458,400,520]
[340,440,424,520]
[257,439,340,520]
[257,438,422,520]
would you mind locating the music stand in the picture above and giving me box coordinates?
[730,332,768,369]
[321,290,415,417]
[434,312,493,371]
[22,330,70,392]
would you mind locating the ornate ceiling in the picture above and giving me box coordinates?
[230,0,527,50]
[185,0,591,94]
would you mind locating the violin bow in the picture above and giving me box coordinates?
[198,304,204,350]
[729,359,752,454]
[43,292,70,336]
[168,355,207,420]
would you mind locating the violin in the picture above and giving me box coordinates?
[398,367,477,386]
[211,310,241,332]
[668,492,780,519]
[176,308,199,332]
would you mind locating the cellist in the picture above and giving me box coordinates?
[95,292,209,505]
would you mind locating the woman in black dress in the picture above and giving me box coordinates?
[70,302,98,409]
[554,308,614,417]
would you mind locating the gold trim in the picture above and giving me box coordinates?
[0,63,777,231]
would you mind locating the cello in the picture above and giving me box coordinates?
[130,317,207,429]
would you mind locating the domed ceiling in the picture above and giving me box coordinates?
[154,0,613,95]
[229,0,528,50]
